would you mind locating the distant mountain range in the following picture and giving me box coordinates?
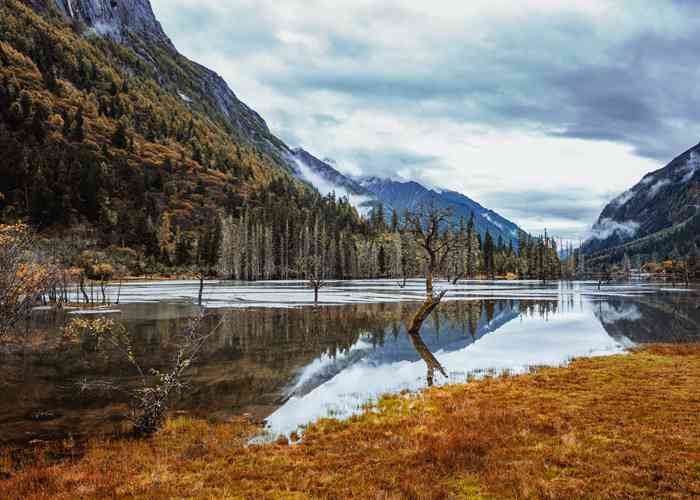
[584,143,700,264]
[358,176,521,244]
[290,149,523,245]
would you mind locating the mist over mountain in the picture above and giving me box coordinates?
[584,142,700,265]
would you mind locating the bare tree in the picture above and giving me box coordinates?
[297,255,325,303]
[404,204,464,294]
[402,204,466,385]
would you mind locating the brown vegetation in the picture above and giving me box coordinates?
[2,343,699,499]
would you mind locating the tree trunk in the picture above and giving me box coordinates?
[314,284,319,303]
[116,279,122,305]
[407,291,448,386]
[198,275,204,306]
[79,275,89,304]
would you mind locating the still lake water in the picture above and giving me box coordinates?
[2,280,698,444]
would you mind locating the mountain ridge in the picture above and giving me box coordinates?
[357,175,523,244]
[584,141,700,264]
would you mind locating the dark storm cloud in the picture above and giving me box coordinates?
[155,1,700,164]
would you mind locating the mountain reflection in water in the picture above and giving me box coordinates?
[2,288,698,443]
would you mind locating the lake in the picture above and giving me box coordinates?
[1,279,698,444]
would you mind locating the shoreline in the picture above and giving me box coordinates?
[2,343,699,498]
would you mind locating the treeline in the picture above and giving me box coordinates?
[210,208,562,281]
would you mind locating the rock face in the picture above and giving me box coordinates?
[53,0,173,48]
[48,0,284,161]
[584,143,700,259]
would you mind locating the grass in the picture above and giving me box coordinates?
[2,344,700,499]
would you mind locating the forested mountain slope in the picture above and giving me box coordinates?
[583,142,700,266]
[0,0,364,271]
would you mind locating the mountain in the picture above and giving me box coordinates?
[284,148,524,244]
[1,0,374,271]
[583,142,700,264]
[358,176,522,245]
[48,0,283,152]
[287,148,380,214]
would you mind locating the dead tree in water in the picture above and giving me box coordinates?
[403,205,465,385]
[407,290,448,385]
[65,310,219,434]
[404,205,464,295]
[297,255,325,303]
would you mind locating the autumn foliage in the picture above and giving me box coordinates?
[0,223,55,338]
[1,344,699,498]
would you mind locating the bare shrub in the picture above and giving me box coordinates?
[0,223,57,339]
[64,311,218,435]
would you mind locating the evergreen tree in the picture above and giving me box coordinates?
[378,245,387,276]
[30,102,49,142]
[72,107,84,142]
[19,90,32,120]
[157,213,176,264]
[483,231,495,279]
[112,121,128,149]
[391,208,399,232]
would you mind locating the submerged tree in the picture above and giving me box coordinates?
[297,255,325,304]
[402,204,466,385]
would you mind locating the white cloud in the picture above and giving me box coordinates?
[647,178,670,198]
[292,157,372,214]
[587,218,640,241]
[682,151,700,183]
[150,0,697,239]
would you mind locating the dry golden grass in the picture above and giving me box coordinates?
[2,344,699,499]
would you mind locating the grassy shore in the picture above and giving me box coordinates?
[2,344,699,499]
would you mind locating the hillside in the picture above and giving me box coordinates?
[583,142,700,265]
[0,0,365,272]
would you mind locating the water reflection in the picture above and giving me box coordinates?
[1,289,697,444]
[594,293,700,344]
[265,297,627,436]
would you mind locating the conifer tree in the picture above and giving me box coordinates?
[112,121,128,149]
[390,208,399,232]
[483,231,495,279]
[72,107,84,142]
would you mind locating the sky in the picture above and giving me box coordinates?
[151,0,700,240]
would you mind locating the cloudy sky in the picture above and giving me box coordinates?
[151,0,700,240]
